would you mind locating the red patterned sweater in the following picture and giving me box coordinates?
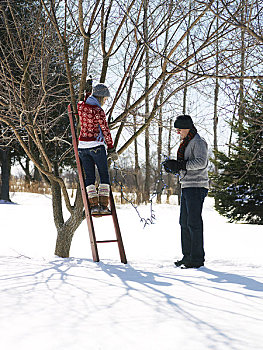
[77,101,114,149]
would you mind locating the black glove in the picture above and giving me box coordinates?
[107,147,118,161]
[162,159,186,174]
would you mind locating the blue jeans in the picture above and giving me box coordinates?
[179,187,208,264]
[78,146,110,186]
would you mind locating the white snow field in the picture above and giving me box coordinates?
[0,192,263,350]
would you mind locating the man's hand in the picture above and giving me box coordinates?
[162,159,186,174]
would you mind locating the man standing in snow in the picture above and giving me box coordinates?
[163,115,209,268]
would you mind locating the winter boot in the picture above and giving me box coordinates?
[174,256,191,267]
[86,184,100,215]
[98,184,111,214]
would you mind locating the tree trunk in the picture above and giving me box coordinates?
[158,0,173,204]
[213,81,219,173]
[53,184,84,258]
[213,0,219,175]
[156,101,163,204]
[143,0,150,203]
[100,56,109,84]
[238,0,246,143]
[18,156,31,183]
[33,166,42,182]
[183,0,192,114]
[0,148,11,202]
[166,119,173,204]
[55,227,74,258]
[133,114,142,205]
[51,161,84,258]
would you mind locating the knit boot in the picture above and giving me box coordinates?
[86,184,100,215]
[98,184,111,214]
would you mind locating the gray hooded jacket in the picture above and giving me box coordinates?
[179,133,209,189]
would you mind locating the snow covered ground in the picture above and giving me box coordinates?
[0,192,263,350]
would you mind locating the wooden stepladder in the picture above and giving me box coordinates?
[68,104,127,264]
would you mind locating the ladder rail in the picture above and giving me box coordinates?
[67,103,127,264]
[68,104,99,262]
[109,189,127,263]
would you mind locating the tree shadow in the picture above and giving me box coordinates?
[0,255,260,350]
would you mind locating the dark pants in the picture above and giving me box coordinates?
[179,187,208,264]
[78,146,110,186]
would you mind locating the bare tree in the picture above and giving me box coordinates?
[201,0,263,44]
[0,1,82,257]
[2,0,263,258]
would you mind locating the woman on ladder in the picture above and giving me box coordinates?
[77,83,118,215]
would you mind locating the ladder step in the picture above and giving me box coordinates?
[92,213,112,217]
[96,239,118,243]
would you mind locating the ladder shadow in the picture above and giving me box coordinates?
[97,261,180,311]
[99,261,172,288]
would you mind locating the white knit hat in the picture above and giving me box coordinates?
[92,84,110,97]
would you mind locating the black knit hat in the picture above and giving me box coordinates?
[174,115,194,129]
[92,83,111,97]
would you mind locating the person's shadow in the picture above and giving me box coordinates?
[201,266,263,295]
